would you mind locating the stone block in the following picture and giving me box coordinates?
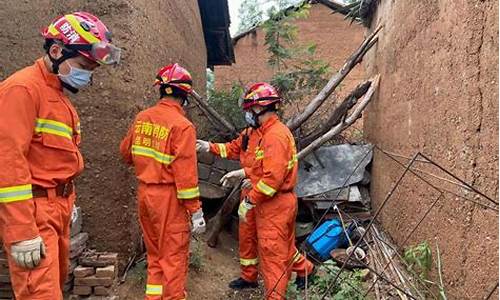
[74,275,113,287]
[70,206,83,237]
[0,275,9,284]
[208,169,225,185]
[94,285,111,296]
[197,163,211,180]
[213,157,240,171]
[74,266,95,278]
[96,265,115,278]
[197,151,214,165]
[73,285,92,296]
[70,232,89,259]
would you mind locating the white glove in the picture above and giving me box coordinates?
[10,236,46,269]
[196,140,209,153]
[220,169,246,187]
[191,209,206,234]
[241,178,252,190]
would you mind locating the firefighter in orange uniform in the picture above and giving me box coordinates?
[197,126,314,291]
[0,12,120,300]
[120,64,206,300]
[198,82,311,299]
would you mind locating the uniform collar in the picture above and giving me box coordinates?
[158,97,185,115]
[258,114,279,134]
[35,58,63,91]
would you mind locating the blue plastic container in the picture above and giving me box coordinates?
[305,219,348,261]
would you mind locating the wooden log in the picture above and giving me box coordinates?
[297,74,380,160]
[207,182,242,248]
[286,24,382,131]
[190,90,238,137]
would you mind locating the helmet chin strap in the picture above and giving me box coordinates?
[47,49,80,94]
[251,106,273,128]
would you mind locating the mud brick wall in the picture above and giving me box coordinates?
[363,0,498,298]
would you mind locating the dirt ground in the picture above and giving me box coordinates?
[116,231,264,300]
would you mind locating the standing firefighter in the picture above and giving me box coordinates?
[197,111,314,291]
[120,64,206,300]
[198,82,307,299]
[0,12,120,299]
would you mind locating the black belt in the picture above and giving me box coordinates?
[32,181,74,198]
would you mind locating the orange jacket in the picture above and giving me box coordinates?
[0,58,83,244]
[246,115,298,204]
[120,98,201,213]
[209,128,261,168]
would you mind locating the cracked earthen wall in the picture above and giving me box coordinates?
[0,0,207,262]
[363,0,498,298]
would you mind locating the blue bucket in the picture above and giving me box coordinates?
[305,219,349,261]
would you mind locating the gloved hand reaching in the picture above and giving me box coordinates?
[238,197,255,222]
[196,140,209,153]
[191,209,206,234]
[241,178,252,190]
[220,169,246,187]
[10,236,46,269]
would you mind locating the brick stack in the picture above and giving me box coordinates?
[70,251,119,299]
[66,206,90,293]
[0,249,12,300]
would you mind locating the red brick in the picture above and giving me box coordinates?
[74,275,113,287]
[73,285,92,296]
[0,275,9,284]
[74,266,95,278]
[79,252,118,267]
[98,253,118,265]
[94,286,111,296]
[96,265,115,278]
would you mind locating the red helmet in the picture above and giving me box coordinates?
[240,82,282,110]
[154,63,193,94]
[42,12,121,65]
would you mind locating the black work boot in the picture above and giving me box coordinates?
[228,277,259,290]
[294,266,317,290]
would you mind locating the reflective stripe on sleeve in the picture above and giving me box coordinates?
[240,257,258,266]
[0,184,33,203]
[177,186,200,199]
[35,118,73,139]
[256,180,277,197]
[131,145,175,165]
[217,143,228,158]
[145,284,163,296]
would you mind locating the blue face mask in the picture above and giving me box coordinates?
[58,62,93,89]
[245,111,258,128]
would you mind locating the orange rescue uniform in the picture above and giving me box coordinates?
[120,98,201,300]
[0,58,83,299]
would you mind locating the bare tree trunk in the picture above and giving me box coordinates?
[298,80,371,148]
[286,24,382,131]
[190,90,238,137]
[297,74,380,160]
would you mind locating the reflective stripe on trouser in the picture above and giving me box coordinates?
[256,192,297,300]
[138,183,190,300]
[239,190,258,282]
[291,248,314,277]
[5,192,74,300]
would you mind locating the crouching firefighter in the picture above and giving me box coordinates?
[120,63,206,300]
[0,12,120,300]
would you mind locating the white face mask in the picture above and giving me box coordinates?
[58,61,93,89]
[245,111,257,128]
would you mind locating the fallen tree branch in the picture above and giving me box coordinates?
[190,90,238,137]
[286,24,382,131]
[298,80,371,148]
[207,182,242,248]
[297,74,380,160]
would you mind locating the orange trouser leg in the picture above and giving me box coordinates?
[5,192,74,300]
[291,247,314,277]
[256,192,297,300]
[239,190,258,282]
[138,183,190,300]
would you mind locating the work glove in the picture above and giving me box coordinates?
[238,197,255,222]
[191,209,206,234]
[220,169,246,187]
[10,236,46,269]
[196,140,210,153]
[241,178,252,190]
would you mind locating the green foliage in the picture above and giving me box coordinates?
[403,241,432,280]
[207,83,246,130]
[189,239,204,272]
[237,0,264,35]
[286,261,367,300]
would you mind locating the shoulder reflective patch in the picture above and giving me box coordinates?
[0,184,33,203]
[131,145,175,165]
[177,186,200,199]
[35,118,73,139]
[256,180,277,197]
